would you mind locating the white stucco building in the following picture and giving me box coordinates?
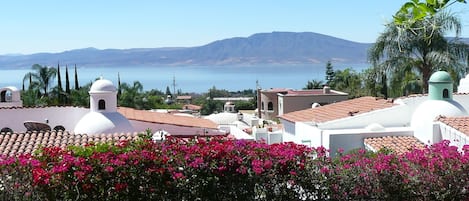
[74,78,134,135]
[0,78,221,138]
[278,71,469,155]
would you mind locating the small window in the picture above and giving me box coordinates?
[0,91,5,102]
[1,127,13,134]
[53,125,66,132]
[98,99,106,110]
[267,102,273,111]
[443,89,449,98]
[261,102,264,110]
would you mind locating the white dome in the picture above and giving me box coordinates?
[0,86,19,92]
[90,78,116,93]
[411,100,467,144]
[74,112,133,135]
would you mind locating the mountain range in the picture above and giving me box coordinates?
[0,32,467,68]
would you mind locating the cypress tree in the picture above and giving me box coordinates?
[117,72,122,98]
[65,65,71,94]
[74,64,79,90]
[57,62,63,104]
[57,62,62,92]
[29,73,32,89]
[325,61,335,86]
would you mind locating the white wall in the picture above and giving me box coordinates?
[326,127,414,156]
[296,122,323,147]
[438,122,469,151]
[0,107,89,132]
[319,104,411,130]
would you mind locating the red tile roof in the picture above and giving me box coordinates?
[0,131,141,156]
[183,104,202,111]
[262,88,344,96]
[176,96,192,100]
[284,89,342,96]
[118,107,217,129]
[437,116,469,136]
[279,96,396,123]
[364,136,426,155]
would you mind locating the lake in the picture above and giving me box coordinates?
[0,64,369,93]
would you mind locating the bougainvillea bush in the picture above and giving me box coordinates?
[0,137,468,201]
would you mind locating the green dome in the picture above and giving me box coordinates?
[429,71,452,83]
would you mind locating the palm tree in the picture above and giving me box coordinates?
[369,11,468,94]
[25,64,58,97]
[119,81,144,108]
[303,80,323,89]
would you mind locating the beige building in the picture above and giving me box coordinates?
[257,86,348,120]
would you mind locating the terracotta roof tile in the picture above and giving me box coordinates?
[437,116,469,136]
[118,107,217,129]
[176,96,192,100]
[183,104,202,110]
[364,136,425,155]
[279,96,396,123]
[0,131,141,156]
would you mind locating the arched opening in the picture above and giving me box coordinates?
[267,102,273,111]
[0,90,6,102]
[1,127,13,134]
[98,99,106,110]
[53,125,66,132]
[443,88,449,98]
[0,90,12,102]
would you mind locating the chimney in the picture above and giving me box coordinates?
[323,85,331,94]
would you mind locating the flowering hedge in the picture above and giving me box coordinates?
[0,137,468,200]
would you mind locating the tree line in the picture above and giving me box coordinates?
[305,4,469,99]
[20,64,257,114]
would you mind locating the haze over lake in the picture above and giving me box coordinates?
[0,64,368,93]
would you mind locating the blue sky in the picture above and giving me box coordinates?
[0,1,468,55]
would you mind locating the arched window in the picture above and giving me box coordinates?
[98,99,106,110]
[1,127,13,134]
[267,102,273,111]
[0,91,5,102]
[443,89,449,98]
[53,125,66,132]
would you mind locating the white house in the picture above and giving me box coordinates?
[278,71,469,155]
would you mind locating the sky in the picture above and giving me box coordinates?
[0,1,468,55]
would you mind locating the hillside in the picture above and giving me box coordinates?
[1,32,374,68]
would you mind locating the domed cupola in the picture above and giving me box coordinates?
[411,71,467,144]
[74,77,133,135]
[89,77,117,113]
[428,71,453,100]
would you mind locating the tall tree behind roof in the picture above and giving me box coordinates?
[74,64,79,90]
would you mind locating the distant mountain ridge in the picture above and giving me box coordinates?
[4,31,464,68]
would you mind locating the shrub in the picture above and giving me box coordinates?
[0,138,467,200]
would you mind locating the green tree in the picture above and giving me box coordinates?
[65,65,71,95]
[119,81,144,108]
[74,64,80,90]
[26,64,58,97]
[303,80,323,89]
[369,11,468,94]
[330,68,363,98]
[394,0,466,28]
[165,86,172,98]
[325,61,335,85]
[70,82,91,107]
[57,63,62,94]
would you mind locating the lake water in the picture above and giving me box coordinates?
[0,64,369,93]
